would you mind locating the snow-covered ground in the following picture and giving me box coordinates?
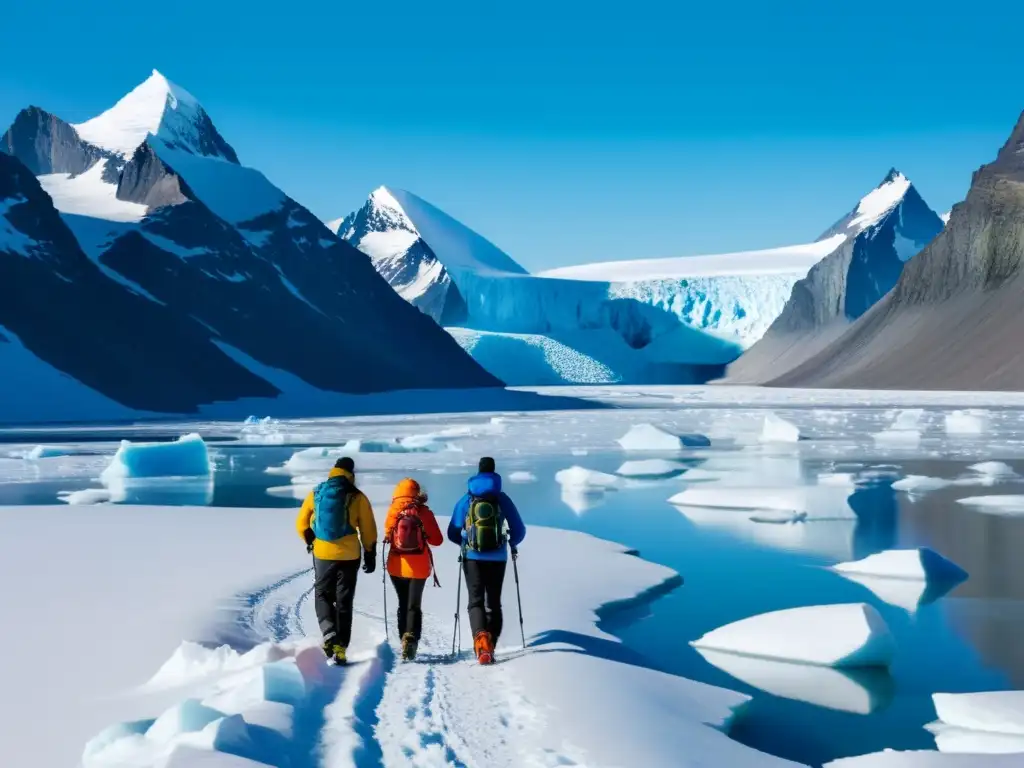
[0,504,794,768]
[4,390,1024,767]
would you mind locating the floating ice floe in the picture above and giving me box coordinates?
[760,413,801,443]
[695,648,894,714]
[10,444,74,460]
[555,465,619,514]
[957,496,1024,515]
[873,409,924,448]
[616,459,685,479]
[945,410,991,436]
[668,484,857,521]
[834,548,968,583]
[832,549,967,612]
[825,750,1024,766]
[340,435,458,453]
[691,603,896,668]
[101,433,212,480]
[922,690,1024,756]
[893,475,954,494]
[926,722,1024,754]
[617,423,710,451]
[59,488,116,505]
[969,462,1018,479]
[933,691,1024,736]
[508,470,537,483]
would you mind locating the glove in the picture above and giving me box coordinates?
[303,529,315,553]
[510,545,519,559]
[362,548,377,574]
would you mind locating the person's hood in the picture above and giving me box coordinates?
[328,467,354,482]
[468,471,502,496]
[392,477,421,501]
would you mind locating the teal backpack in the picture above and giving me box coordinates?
[312,475,356,541]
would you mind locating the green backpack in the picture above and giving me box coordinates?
[465,495,505,552]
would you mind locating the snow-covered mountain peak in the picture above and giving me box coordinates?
[819,169,914,240]
[73,70,239,164]
[336,186,527,276]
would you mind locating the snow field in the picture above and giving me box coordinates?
[58,506,799,768]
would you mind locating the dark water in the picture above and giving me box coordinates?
[3,435,1024,767]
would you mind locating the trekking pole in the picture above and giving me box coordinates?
[382,541,389,643]
[451,551,463,657]
[511,546,526,649]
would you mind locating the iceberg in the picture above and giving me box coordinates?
[945,410,990,436]
[555,465,619,515]
[616,459,686,478]
[933,691,1024,736]
[760,413,801,443]
[826,751,1024,766]
[101,433,211,480]
[695,647,895,714]
[832,549,967,611]
[668,485,857,521]
[617,423,709,451]
[957,496,1024,515]
[833,548,968,583]
[926,722,1024,754]
[691,603,896,668]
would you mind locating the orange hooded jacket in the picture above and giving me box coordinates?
[384,478,443,580]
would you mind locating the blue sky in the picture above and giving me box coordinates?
[2,0,1021,271]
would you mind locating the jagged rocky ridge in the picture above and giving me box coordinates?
[0,71,498,414]
[725,170,944,384]
[766,111,1024,390]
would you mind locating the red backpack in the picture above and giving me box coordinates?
[389,501,441,587]
[393,502,426,554]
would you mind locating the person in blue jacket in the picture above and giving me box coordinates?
[448,456,526,664]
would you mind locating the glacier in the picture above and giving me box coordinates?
[335,179,922,386]
[334,186,853,385]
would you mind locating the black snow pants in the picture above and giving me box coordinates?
[313,557,360,648]
[390,576,427,641]
[463,559,507,641]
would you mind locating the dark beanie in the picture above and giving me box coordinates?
[478,456,496,473]
[334,456,355,472]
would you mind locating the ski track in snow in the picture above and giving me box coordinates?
[221,564,570,767]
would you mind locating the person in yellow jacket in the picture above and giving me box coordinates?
[295,456,377,665]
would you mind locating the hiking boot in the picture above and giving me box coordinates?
[474,631,494,665]
[321,633,337,659]
[331,644,347,666]
[401,633,418,662]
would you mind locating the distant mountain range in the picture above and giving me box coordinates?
[0,70,498,419]
[765,109,1024,390]
[725,169,945,383]
[333,175,945,386]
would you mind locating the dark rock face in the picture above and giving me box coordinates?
[238,202,498,390]
[0,151,276,412]
[768,110,1024,390]
[726,174,943,385]
[0,81,500,414]
[1,107,116,177]
[116,143,192,207]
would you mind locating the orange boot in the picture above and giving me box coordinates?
[474,631,494,665]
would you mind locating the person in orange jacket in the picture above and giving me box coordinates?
[384,478,444,661]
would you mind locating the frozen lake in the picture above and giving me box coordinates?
[3,395,1024,766]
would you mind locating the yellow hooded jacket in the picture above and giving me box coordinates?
[295,467,378,560]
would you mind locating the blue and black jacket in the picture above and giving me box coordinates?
[447,471,526,561]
